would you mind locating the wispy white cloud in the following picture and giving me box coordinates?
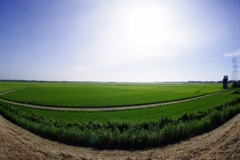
[74,66,90,71]
[224,48,240,57]
[105,72,133,76]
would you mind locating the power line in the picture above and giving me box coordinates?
[221,0,240,50]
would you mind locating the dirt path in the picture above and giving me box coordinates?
[0,91,222,111]
[0,114,239,160]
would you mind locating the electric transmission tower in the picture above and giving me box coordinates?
[232,58,238,81]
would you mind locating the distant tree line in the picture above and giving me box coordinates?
[232,81,240,88]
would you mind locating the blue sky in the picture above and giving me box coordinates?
[0,0,239,82]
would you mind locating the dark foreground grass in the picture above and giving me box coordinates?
[1,97,240,149]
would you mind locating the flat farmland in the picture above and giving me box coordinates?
[9,92,238,122]
[0,82,222,107]
[1,82,240,149]
[0,82,31,93]
[1,90,239,149]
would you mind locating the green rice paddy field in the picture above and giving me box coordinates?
[0,82,223,107]
[0,82,31,93]
[1,81,240,149]
[0,81,237,122]
[9,92,238,122]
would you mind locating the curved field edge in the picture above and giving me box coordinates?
[0,83,223,108]
[1,92,237,122]
[0,96,240,149]
[0,91,225,111]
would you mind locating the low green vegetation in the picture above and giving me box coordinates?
[6,92,238,122]
[232,81,240,88]
[0,82,239,149]
[1,96,240,149]
[0,82,222,107]
[0,82,31,93]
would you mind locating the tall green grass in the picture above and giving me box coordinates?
[1,97,240,149]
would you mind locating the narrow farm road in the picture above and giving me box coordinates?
[0,91,223,111]
[0,114,239,160]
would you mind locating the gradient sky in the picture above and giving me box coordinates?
[0,0,239,82]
